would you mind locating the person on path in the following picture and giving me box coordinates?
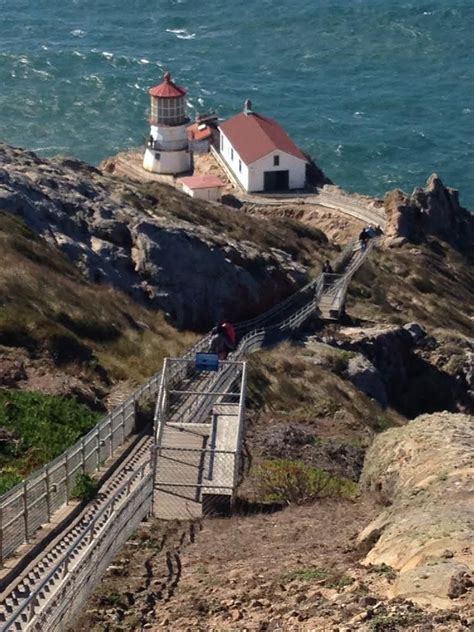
[322,260,333,274]
[359,228,368,250]
[221,321,236,350]
[209,321,235,360]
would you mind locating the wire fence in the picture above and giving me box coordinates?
[2,462,153,632]
[0,236,379,630]
[0,399,135,564]
[0,236,377,566]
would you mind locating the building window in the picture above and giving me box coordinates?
[273,155,280,166]
[231,148,234,161]
[239,159,242,172]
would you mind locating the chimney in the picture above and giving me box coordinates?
[244,99,253,115]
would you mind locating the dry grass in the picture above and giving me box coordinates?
[347,240,474,335]
[0,213,197,384]
[247,342,403,436]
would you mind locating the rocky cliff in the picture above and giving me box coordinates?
[322,323,473,418]
[0,143,329,330]
[384,174,474,255]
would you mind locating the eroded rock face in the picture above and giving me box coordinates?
[358,412,474,608]
[0,142,308,329]
[346,354,387,408]
[331,324,471,417]
[384,174,474,254]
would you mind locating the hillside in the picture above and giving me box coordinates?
[0,142,339,488]
[0,142,472,629]
[0,142,335,330]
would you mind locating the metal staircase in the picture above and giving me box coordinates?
[0,236,378,631]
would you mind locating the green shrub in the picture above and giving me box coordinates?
[47,333,93,365]
[72,473,98,502]
[369,610,425,631]
[253,458,358,505]
[282,567,329,582]
[326,351,354,377]
[411,275,435,294]
[55,312,121,342]
[282,567,354,588]
[0,468,22,495]
[372,285,388,305]
[0,391,100,491]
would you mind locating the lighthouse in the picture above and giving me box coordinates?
[143,71,191,175]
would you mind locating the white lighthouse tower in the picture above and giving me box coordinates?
[143,71,191,174]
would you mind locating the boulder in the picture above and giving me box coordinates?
[358,412,474,608]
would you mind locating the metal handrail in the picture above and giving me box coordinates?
[0,236,377,565]
[2,236,379,629]
[1,460,150,629]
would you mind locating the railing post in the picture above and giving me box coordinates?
[108,416,113,458]
[0,504,4,568]
[46,466,51,521]
[97,430,101,467]
[81,438,86,473]
[207,412,218,480]
[151,359,169,515]
[28,596,37,622]
[62,555,70,578]
[23,480,29,543]
[65,453,70,504]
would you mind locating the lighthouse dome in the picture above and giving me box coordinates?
[149,71,187,99]
[148,71,188,126]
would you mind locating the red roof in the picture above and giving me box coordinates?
[187,122,213,142]
[149,71,187,98]
[219,112,307,164]
[180,175,225,190]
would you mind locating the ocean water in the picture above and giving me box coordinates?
[0,0,473,207]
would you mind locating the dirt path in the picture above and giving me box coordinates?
[70,496,471,631]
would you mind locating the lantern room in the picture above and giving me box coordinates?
[149,72,188,127]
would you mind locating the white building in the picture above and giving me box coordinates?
[218,101,308,192]
[180,175,225,201]
[143,72,191,175]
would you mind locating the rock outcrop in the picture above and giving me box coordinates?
[359,412,473,608]
[384,174,474,254]
[0,143,309,330]
[327,324,472,417]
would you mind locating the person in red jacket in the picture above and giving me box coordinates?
[221,321,236,351]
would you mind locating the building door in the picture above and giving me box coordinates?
[263,170,289,191]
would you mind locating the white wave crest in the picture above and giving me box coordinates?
[71,29,87,38]
[166,28,196,40]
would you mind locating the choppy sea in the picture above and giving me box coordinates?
[0,0,473,207]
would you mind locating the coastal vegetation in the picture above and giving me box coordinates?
[0,390,99,493]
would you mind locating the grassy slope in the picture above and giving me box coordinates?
[0,212,198,488]
[247,341,402,436]
[0,212,197,384]
[0,391,101,493]
[347,239,474,336]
